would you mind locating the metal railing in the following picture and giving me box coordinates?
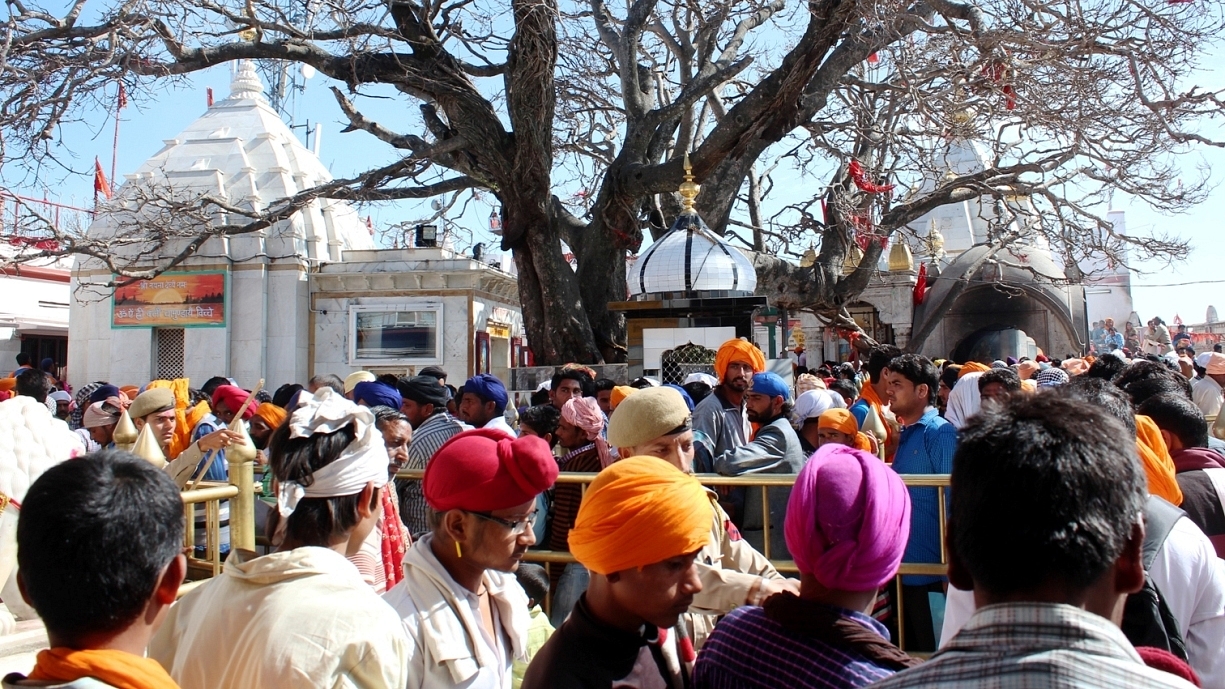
[395,468,951,652]
[181,482,239,578]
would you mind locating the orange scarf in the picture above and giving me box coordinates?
[1135,415,1183,506]
[857,382,892,445]
[147,378,210,459]
[28,648,180,689]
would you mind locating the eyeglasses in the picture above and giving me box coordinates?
[466,510,538,536]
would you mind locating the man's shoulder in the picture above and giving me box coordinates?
[520,624,601,689]
[694,390,731,413]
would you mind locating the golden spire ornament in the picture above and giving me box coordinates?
[131,421,167,468]
[112,407,138,451]
[678,153,700,213]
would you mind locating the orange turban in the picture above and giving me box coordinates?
[254,402,288,430]
[714,339,766,382]
[119,385,140,400]
[609,386,635,411]
[0,378,15,392]
[568,456,710,575]
[818,409,874,453]
[1135,415,1183,506]
[958,362,991,378]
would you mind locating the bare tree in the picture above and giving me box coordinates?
[0,0,1221,363]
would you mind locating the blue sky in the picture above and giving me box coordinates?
[23,57,1225,328]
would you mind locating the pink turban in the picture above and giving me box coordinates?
[785,444,911,591]
[562,397,612,467]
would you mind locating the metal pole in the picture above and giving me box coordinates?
[228,454,256,552]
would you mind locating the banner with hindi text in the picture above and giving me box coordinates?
[112,271,227,328]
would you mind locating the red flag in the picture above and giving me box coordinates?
[867,52,880,64]
[207,87,214,107]
[93,158,112,200]
[913,262,928,305]
[117,84,127,111]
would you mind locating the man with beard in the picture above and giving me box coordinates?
[458,374,515,436]
[883,354,957,653]
[385,429,557,688]
[694,339,767,528]
[713,372,806,560]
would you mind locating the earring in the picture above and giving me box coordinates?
[455,541,463,559]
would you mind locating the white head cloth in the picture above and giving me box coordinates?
[276,387,388,519]
[945,372,983,430]
[793,389,837,428]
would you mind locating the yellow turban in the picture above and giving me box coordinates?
[714,338,766,383]
[568,456,710,575]
[609,385,636,412]
[254,402,288,430]
[818,409,874,453]
[958,361,991,378]
[1135,415,1183,506]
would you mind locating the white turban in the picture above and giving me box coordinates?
[945,372,983,430]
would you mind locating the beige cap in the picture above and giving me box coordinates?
[344,370,376,394]
[128,388,175,419]
[607,387,691,449]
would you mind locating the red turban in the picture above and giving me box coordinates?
[424,429,559,512]
[714,339,766,382]
[211,385,255,420]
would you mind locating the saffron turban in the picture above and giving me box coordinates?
[1207,353,1225,376]
[818,409,874,453]
[0,378,16,392]
[424,429,559,513]
[1135,414,1184,506]
[1017,360,1040,380]
[609,386,635,411]
[786,444,911,590]
[352,381,402,411]
[253,402,288,430]
[568,456,711,575]
[461,374,509,413]
[958,361,991,378]
[211,385,255,420]
[714,338,766,382]
[119,386,140,400]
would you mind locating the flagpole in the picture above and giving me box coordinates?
[111,84,124,190]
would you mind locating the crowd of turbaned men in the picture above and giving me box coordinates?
[1,337,1225,688]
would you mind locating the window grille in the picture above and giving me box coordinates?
[155,328,185,380]
[660,342,717,386]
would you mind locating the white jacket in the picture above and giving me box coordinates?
[384,534,530,688]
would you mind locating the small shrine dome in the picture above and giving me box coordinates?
[628,160,757,299]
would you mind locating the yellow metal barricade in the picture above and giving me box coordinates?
[180,483,240,579]
[394,468,952,652]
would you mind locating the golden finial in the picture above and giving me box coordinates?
[679,153,700,213]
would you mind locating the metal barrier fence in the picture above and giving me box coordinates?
[181,482,239,578]
[395,468,951,652]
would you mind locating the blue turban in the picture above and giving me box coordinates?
[461,373,508,414]
[748,372,791,402]
[663,384,695,412]
[89,385,121,404]
[353,381,402,410]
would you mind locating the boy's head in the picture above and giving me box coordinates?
[518,404,561,447]
[515,563,550,608]
[17,449,186,647]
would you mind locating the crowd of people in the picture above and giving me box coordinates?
[3,332,1225,688]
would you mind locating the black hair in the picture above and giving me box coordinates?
[520,404,561,440]
[15,368,51,403]
[629,377,655,390]
[14,352,31,366]
[884,354,939,407]
[683,381,713,405]
[273,383,305,409]
[266,421,371,545]
[977,368,1021,394]
[376,373,400,388]
[1114,360,1192,404]
[952,394,1146,597]
[1085,355,1127,381]
[1055,376,1136,434]
[1138,393,1209,449]
[865,345,902,384]
[529,388,551,407]
[829,379,858,403]
[515,563,550,605]
[940,365,961,391]
[594,378,616,393]
[308,374,345,395]
[552,369,594,396]
[188,388,210,407]
[201,376,230,397]
[17,450,184,642]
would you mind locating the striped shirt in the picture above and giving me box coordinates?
[693,604,896,688]
[547,444,601,554]
[870,602,1198,688]
[890,407,956,585]
[398,411,468,538]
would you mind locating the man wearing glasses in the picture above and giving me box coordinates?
[385,428,559,688]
